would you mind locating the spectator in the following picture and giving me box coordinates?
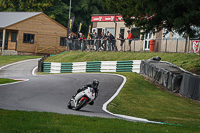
[107,33,112,51]
[107,33,117,51]
[89,33,94,50]
[117,33,125,51]
[67,34,73,50]
[126,30,134,51]
[100,32,107,51]
[94,32,99,50]
[79,33,85,51]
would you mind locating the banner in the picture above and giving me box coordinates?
[87,23,92,39]
[77,21,83,34]
[192,40,200,53]
[67,16,75,36]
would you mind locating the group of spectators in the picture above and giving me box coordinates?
[67,30,134,51]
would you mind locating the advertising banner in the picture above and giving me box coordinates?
[192,40,200,53]
[87,23,92,39]
[77,21,83,34]
[67,16,75,35]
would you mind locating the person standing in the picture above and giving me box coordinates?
[67,34,73,50]
[111,34,117,51]
[94,32,99,50]
[89,33,94,50]
[79,33,85,51]
[117,33,125,51]
[100,32,107,51]
[126,30,134,51]
[107,33,112,51]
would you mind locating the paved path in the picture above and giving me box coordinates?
[0,59,123,118]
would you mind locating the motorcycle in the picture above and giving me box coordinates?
[67,87,96,110]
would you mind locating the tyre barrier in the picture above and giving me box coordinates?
[42,60,141,74]
[140,60,200,101]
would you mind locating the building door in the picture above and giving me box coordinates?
[143,32,153,50]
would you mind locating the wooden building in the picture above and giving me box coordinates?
[0,12,69,55]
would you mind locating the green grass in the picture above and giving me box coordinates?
[0,109,199,133]
[0,52,200,132]
[0,78,17,84]
[108,73,200,127]
[0,55,41,67]
[45,51,200,74]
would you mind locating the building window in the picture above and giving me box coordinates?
[60,37,66,46]
[11,32,17,42]
[23,33,34,44]
[131,28,140,40]
[106,28,115,37]
[120,28,125,37]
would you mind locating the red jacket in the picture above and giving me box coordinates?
[127,33,134,39]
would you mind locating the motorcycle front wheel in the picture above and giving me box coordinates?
[75,98,88,110]
[67,100,73,109]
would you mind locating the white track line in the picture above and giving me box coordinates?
[102,74,162,124]
[0,59,39,86]
[32,66,38,76]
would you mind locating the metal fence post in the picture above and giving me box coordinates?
[165,39,167,52]
[176,39,178,53]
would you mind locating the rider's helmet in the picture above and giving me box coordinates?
[92,79,99,89]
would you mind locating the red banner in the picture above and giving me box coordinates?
[92,15,122,22]
[193,40,200,53]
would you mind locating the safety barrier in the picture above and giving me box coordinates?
[140,60,200,101]
[42,60,141,74]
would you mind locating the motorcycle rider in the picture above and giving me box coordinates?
[73,79,99,105]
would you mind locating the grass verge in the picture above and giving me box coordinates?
[108,73,200,128]
[0,78,17,84]
[1,109,200,133]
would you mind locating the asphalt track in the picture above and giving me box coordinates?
[0,59,124,118]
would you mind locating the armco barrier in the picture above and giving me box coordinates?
[42,60,141,74]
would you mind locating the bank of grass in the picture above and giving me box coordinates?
[45,51,200,74]
[108,73,200,127]
[0,109,199,133]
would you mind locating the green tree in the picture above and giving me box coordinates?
[104,0,200,38]
[0,0,54,12]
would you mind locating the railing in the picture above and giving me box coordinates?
[64,38,200,54]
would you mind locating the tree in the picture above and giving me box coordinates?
[104,0,200,38]
[0,0,54,12]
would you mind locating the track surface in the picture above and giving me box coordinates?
[0,59,123,118]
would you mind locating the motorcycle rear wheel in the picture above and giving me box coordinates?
[75,98,87,110]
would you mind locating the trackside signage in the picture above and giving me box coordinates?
[91,15,124,22]
[192,40,200,53]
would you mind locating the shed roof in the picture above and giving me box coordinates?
[0,12,42,28]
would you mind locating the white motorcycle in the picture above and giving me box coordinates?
[67,87,96,110]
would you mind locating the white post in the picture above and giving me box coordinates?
[2,29,6,51]
[69,0,71,19]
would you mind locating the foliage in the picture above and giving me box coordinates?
[104,0,200,38]
[0,0,54,11]
[0,0,108,35]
